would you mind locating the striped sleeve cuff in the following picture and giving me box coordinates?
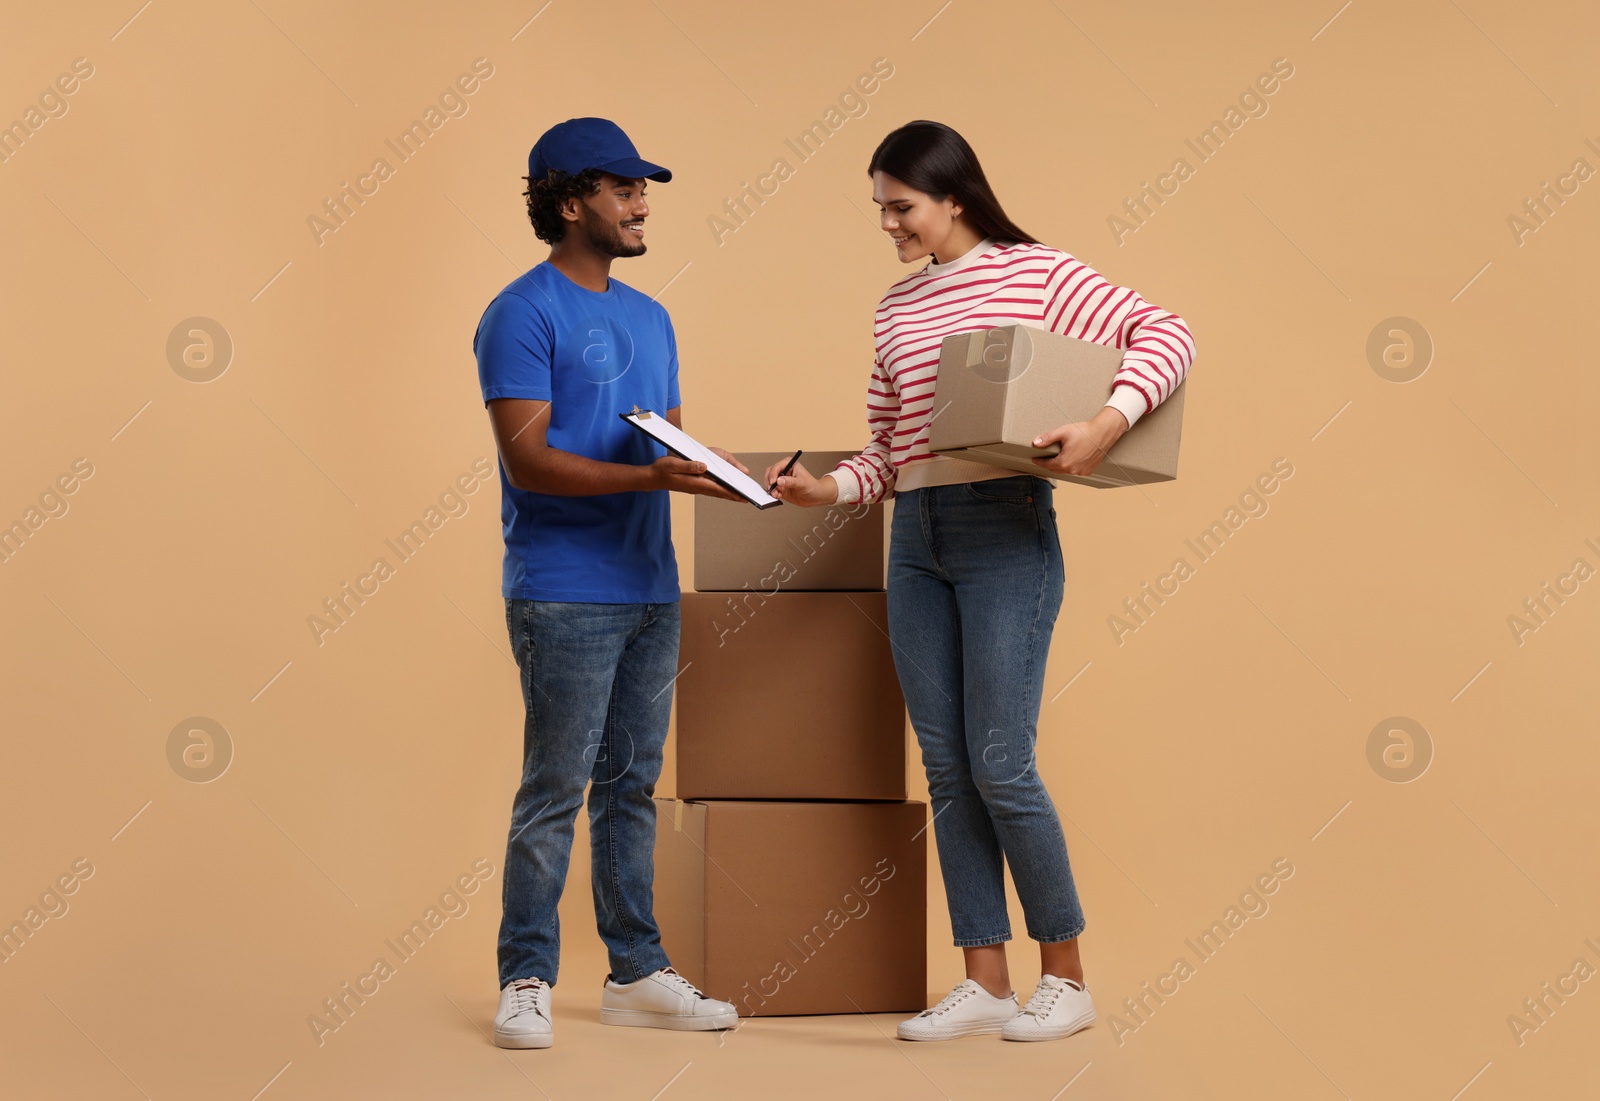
[1105,384,1150,430]
[829,464,862,505]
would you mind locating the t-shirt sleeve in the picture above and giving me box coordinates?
[476,292,555,404]
[665,314,682,410]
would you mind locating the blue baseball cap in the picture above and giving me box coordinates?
[528,117,672,183]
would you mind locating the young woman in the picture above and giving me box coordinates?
[766,121,1194,1043]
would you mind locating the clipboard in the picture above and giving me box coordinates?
[621,407,782,509]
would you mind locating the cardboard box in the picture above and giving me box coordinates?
[675,591,906,801]
[927,324,1186,488]
[653,798,927,1016]
[694,451,886,592]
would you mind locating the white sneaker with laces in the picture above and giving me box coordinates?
[600,967,739,1031]
[1001,974,1096,1041]
[493,977,553,1049]
[897,979,1019,1041]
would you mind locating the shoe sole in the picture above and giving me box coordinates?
[897,1021,1009,1042]
[1002,1009,1097,1042]
[600,1007,738,1031]
[493,1029,553,1049]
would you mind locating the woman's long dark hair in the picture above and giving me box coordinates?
[867,121,1038,247]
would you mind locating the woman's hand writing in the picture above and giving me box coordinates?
[763,460,839,507]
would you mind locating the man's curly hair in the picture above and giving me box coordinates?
[524,168,605,244]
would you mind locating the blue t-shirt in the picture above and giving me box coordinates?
[473,263,681,603]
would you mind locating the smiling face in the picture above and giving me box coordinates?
[571,173,649,257]
[872,170,965,263]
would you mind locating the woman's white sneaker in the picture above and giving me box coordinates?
[600,967,739,1031]
[493,977,553,1049]
[1001,974,1096,1041]
[897,980,1019,1041]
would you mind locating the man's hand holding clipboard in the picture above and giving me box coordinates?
[621,408,782,509]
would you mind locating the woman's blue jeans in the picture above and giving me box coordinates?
[887,474,1086,947]
[497,598,677,987]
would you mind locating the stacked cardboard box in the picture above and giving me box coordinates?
[655,451,927,1016]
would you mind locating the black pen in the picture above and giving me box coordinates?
[768,449,803,494]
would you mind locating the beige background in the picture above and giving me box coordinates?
[3,1,1597,1098]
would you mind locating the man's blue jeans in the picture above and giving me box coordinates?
[886,475,1086,947]
[497,598,678,987]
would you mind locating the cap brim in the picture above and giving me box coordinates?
[596,156,672,183]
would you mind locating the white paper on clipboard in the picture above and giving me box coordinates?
[621,411,781,509]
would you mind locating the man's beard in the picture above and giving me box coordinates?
[580,203,646,258]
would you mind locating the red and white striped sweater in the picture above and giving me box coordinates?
[829,238,1196,504]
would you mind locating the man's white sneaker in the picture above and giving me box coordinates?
[493,977,553,1049]
[897,979,1019,1041]
[1001,974,1096,1041]
[600,967,738,1031]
